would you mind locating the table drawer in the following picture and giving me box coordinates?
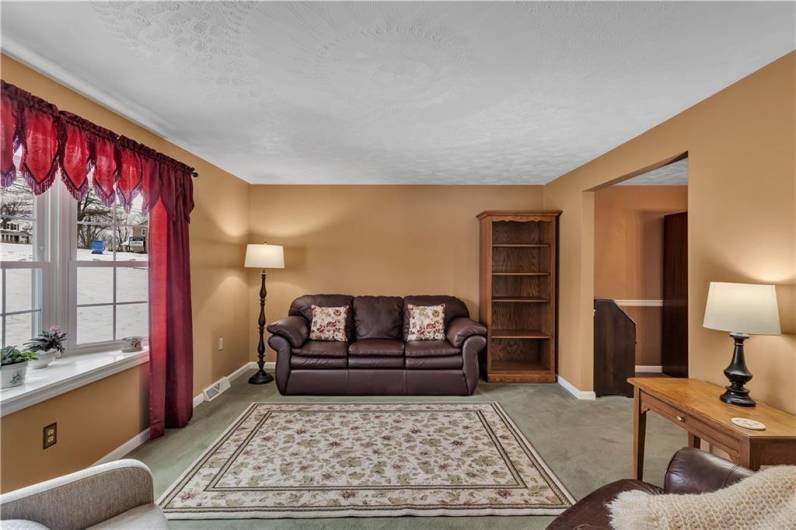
[642,391,740,456]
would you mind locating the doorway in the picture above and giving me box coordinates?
[593,158,689,397]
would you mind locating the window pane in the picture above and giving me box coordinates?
[5,268,41,312]
[77,305,113,343]
[1,219,34,261]
[117,267,148,303]
[117,303,148,339]
[77,267,114,305]
[2,181,41,262]
[76,224,113,262]
[116,226,148,261]
[5,311,35,347]
[1,182,34,218]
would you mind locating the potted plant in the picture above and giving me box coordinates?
[1,346,37,388]
[26,326,67,369]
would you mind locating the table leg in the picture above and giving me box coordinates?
[633,387,647,480]
[688,433,701,449]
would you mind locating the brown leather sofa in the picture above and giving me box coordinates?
[267,294,487,395]
[547,448,753,529]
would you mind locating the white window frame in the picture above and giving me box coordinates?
[1,187,53,348]
[1,183,148,354]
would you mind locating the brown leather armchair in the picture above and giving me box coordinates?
[547,448,753,529]
[267,294,487,396]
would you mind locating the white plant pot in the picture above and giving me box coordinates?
[30,350,57,369]
[1,361,29,389]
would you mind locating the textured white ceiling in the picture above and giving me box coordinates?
[619,159,688,186]
[1,2,793,184]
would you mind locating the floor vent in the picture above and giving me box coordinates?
[203,377,231,402]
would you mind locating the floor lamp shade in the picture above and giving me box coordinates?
[245,244,285,269]
[703,282,781,336]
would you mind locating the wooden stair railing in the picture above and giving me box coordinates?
[594,299,636,397]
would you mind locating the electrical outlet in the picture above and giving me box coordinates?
[217,337,224,351]
[43,422,57,449]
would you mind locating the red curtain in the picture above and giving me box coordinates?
[148,168,195,438]
[2,80,196,439]
[0,81,193,215]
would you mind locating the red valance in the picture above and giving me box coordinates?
[1,80,194,218]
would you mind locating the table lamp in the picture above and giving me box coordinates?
[703,282,781,406]
[244,243,285,384]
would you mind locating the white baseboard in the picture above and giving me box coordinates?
[192,361,275,408]
[635,365,663,373]
[95,429,149,465]
[557,375,596,400]
[97,361,275,464]
[615,299,663,307]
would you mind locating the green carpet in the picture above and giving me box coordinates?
[127,371,685,529]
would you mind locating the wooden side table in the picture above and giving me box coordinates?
[629,377,796,480]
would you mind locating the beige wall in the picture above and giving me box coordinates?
[0,365,148,492]
[594,185,688,365]
[249,185,544,360]
[545,52,795,412]
[1,54,251,490]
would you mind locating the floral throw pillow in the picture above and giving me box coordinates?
[406,304,446,341]
[309,305,349,342]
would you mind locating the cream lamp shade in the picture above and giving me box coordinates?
[244,243,284,269]
[703,282,781,335]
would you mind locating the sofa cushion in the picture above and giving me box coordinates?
[289,294,354,340]
[353,296,403,339]
[309,305,349,342]
[290,356,347,369]
[349,339,404,356]
[405,341,460,357]
[406,304,446,341]
[403,296,469,340]
[406,355,462,370]
[348,357,404,369]
[292,340,348,357]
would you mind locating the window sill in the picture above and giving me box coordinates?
[0,349,149,417]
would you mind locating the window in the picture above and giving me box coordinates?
[0,181,148,351]
[73,188,148,346]
[0,182,48,348]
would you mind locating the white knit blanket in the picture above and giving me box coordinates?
[608,465,796,530]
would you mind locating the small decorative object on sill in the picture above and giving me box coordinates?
[703,282,781,407]
[25,326,67,369]
[244,243,285,385]
[1,346,37,389]
[121,336,143,353]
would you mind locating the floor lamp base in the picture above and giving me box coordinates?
[248,369,274,385]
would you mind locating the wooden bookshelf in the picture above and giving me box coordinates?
[477,211,561,383]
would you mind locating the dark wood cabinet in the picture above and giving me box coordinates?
[477,211,560,383]
[594,299,635,397]
[662,212,688,377]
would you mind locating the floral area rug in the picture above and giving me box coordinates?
[158,402,574,519]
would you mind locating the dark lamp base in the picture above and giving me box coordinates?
[720,332,756,407]
[720,387,756,407]
[248,369,274,385]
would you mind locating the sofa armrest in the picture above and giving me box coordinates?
[446,317,487,348]
[664,448,753,495]
[267,316,309,348]
[0,459,155,530]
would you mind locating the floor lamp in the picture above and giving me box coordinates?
[244,243,285,384]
